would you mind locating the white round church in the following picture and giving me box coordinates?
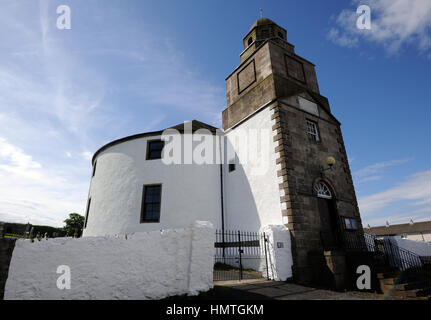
[82,121,224,237]
[81,17,364,286]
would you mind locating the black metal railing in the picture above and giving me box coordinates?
[342,231,425,271]
[214,230,270,281]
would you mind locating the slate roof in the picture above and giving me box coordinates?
[168,120,219,134]
[367,221,431,236]
[91,120,219,164]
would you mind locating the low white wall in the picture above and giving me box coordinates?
[5,221,214,300]
[260,225,293,281]
[393,236,431,257]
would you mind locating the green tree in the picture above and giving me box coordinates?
[63,213,85,237]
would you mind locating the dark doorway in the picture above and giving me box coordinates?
[318,198,340,250]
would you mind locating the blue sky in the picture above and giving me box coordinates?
[0,0,430,228]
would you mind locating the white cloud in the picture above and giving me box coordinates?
[327,28,359,48]
[0,139,87,226]
[358,175,382,183]
[328,0,431,55]
[81,152,93,161]
[358,170,431,225]
[0,137,41,170]
[352,158,411,185]
[353,158,411,177]
[0,1,225,227]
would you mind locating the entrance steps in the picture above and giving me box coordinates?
[377,269,431,300]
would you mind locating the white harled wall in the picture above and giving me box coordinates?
[223,106,284,231]
[5,222,215,300]
[83,134,222,237]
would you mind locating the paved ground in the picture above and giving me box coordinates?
[184,279,401,300]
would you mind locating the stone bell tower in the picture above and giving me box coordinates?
[223,18,364,287]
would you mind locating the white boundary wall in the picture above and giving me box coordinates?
[5,221,214,300]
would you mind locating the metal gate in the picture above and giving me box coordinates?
[214,230,270,281]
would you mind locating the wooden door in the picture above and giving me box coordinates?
[318,198,339,249]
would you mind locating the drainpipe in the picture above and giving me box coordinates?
[219,133,225,258]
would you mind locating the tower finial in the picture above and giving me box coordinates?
[259,8,263,19]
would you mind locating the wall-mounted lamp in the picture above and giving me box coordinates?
[321,156,336,173]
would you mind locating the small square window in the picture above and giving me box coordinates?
[92,161,97,177]
[306,120,320,142]
[228,159,236,172]
[146,140,164,160]
[345,218,359,230]
[84,198,91,229]
[141,185,162,223]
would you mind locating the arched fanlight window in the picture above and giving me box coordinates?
[314,181,332,199]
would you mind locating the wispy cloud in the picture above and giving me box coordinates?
[0,138,87,226]
[358,170,431,226]
[353,158,411,178]
[358,175,382,183]
[328,0,431,56]
[327,27,359,48]
[81,152,93,161]
[352,158,411,185]
[0,1,225,226]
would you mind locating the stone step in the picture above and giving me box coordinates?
[416,287,431,297]
[402,280,431,291]
[379,277,406,285]
[377,271,401,280]
[381,282,431,298]
[380,278,431,288]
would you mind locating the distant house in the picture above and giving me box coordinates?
[367,221,431,243]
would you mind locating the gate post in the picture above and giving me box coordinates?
[259,225,293,281]
[238,231,243,280]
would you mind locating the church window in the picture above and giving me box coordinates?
[146,140,164,160]
[344,218,359,230]
[306,120,320,141]
[84,198,91,228]
[248,37,253,46]
[141,185,162,223]
[228,158,236,172]
[92,161,97,177]
[314,181,332,199]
